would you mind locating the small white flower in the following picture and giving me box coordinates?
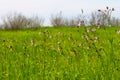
[57,42,61,45]
[94,40,97,42]
[81,35,84,38]
[87,29,90,33]
[85,35,89,40]
[38,32,42,35]
[58,32,62,35]
[30,39,34,45]
[91,28,96,32]
[68,37,71,40]
[34,44,37,47]
[94,36,98,40]
[87,46,91,50]
[119,42,120,46]
[116,30,120,34]
[52,47,55,51]
[78,43,83,47]
[49,36,52,39]
[58,47,60,51]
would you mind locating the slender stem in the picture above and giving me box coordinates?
[98,7,114,26]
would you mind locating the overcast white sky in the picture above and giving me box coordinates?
[0,0,120,25]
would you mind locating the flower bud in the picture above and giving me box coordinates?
[112,8,114,11]
[98,10,101,12]
[106,6,109,9]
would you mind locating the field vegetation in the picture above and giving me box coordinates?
[0,27,120,79]
[0,6,120,80]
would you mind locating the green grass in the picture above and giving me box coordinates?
[0,27,120,80]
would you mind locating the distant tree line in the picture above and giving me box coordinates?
[0,7,120,30]
[0,13,44,30]
[51,7,120,27]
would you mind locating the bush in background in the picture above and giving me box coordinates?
[50,12,65,27]
[50,11,86,27]
[89,11,120,27]
[2,13,44,30]
[28,16,44,29]
[110,17,120,26]
[89,11,107,26]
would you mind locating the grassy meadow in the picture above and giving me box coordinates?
[0,27,120,80]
